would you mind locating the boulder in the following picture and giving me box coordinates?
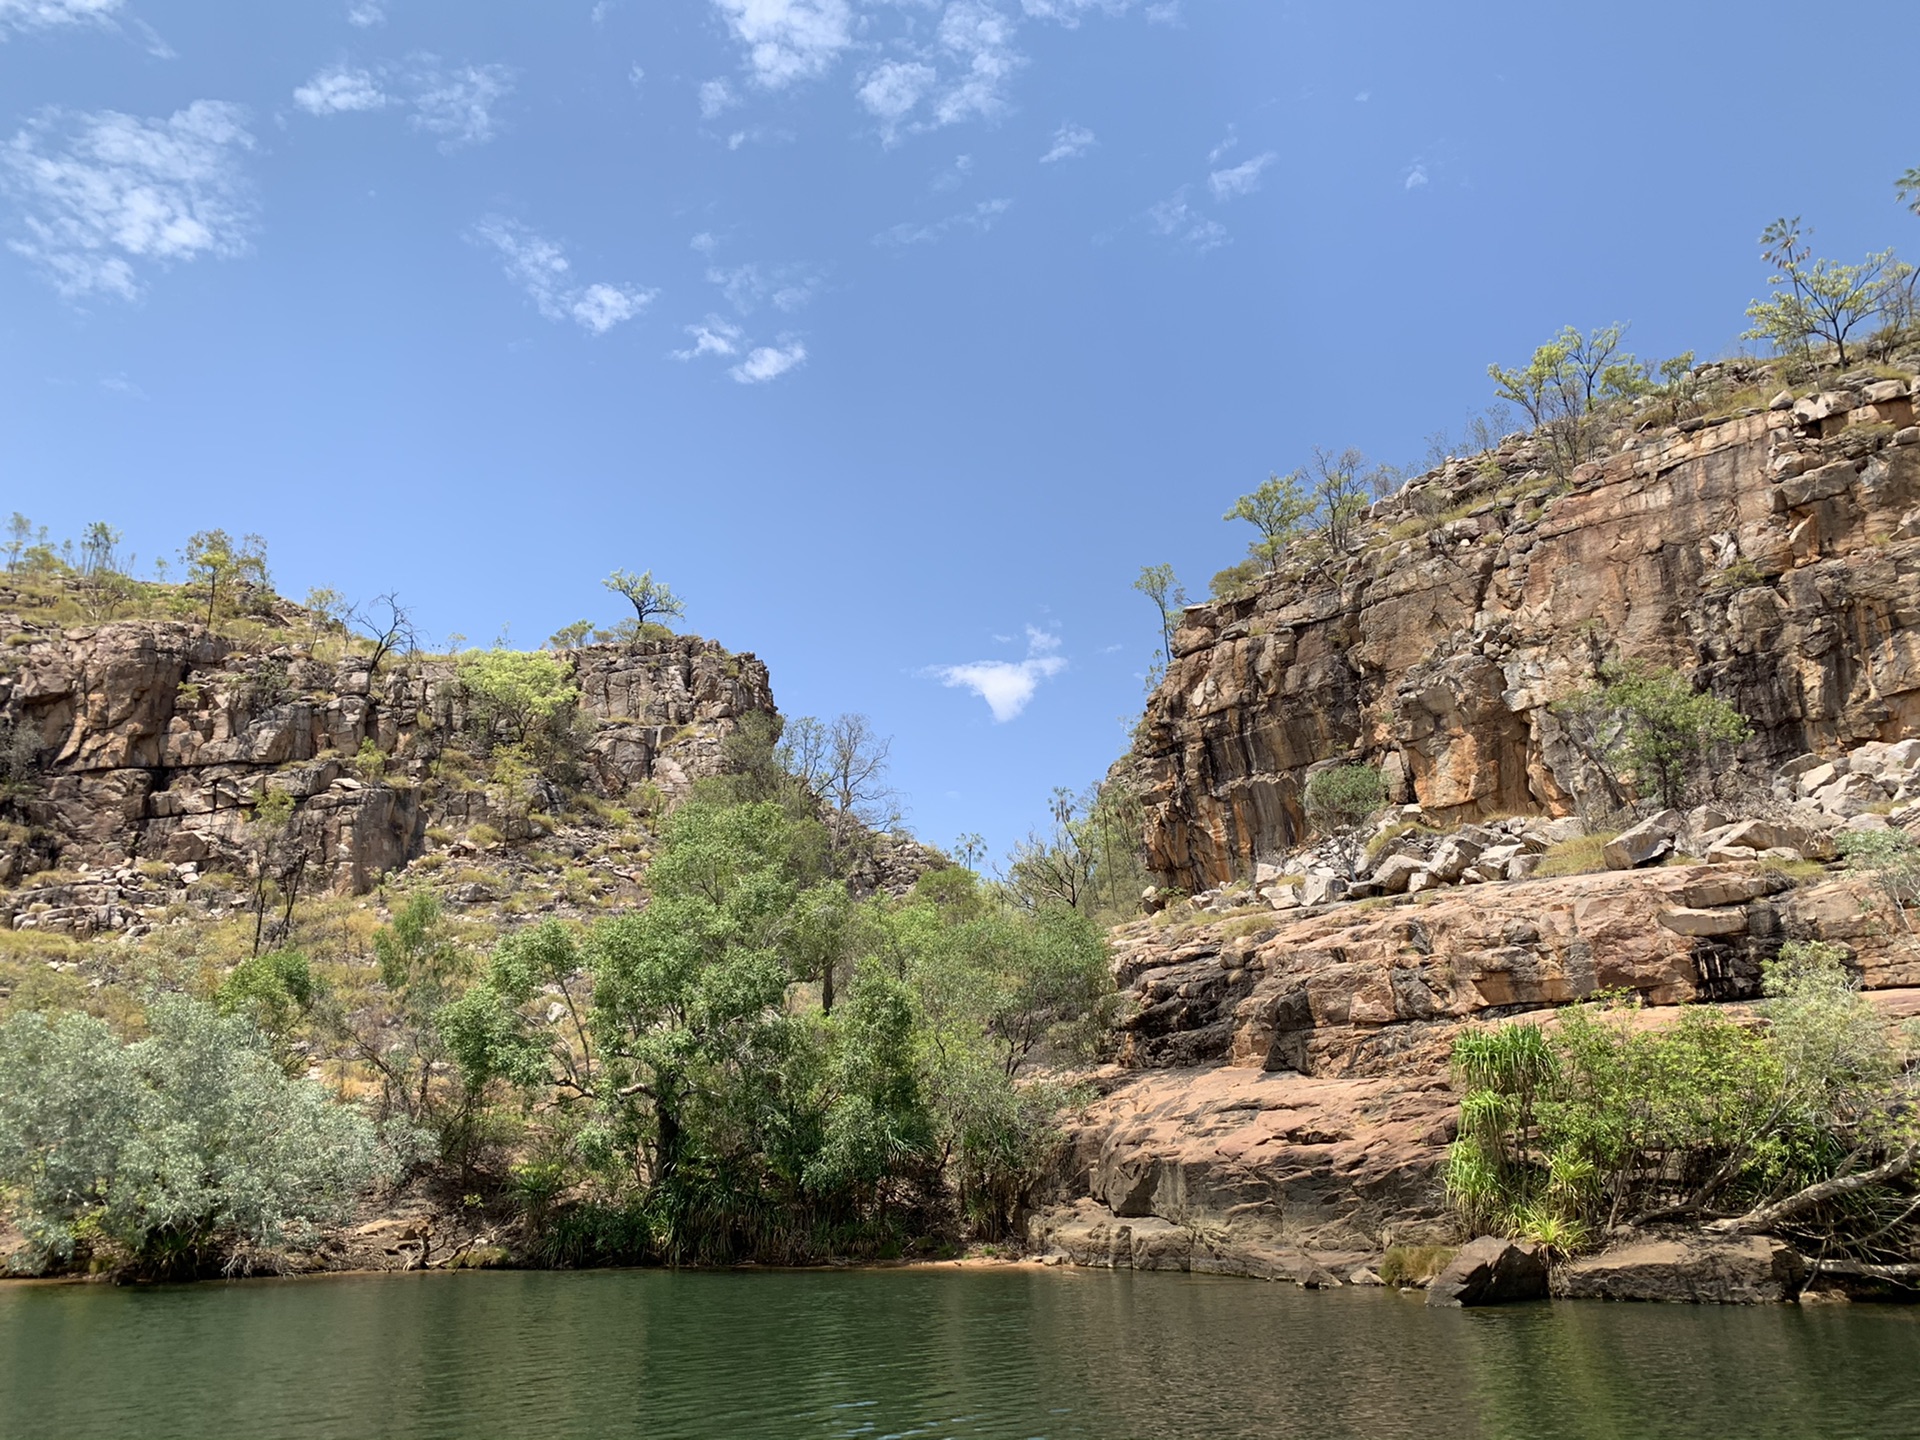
[1370,854,1425,894]
[1604,810,1684,870]
[1427,833,1487,882]
[1300,872,1347,907]
[1551,1234,1803,1304]
[1426,1237,1549,1307]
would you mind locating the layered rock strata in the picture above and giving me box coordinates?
[1137,370,1920,890]
[0,618,774,896]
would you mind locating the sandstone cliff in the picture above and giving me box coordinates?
[1135,368,1920,891]
[0,593,775,909]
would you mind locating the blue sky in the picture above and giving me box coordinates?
[2,1,1914,867]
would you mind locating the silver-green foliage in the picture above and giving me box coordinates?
[0,997,388,1277]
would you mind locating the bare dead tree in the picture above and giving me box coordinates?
[352,592,419,678]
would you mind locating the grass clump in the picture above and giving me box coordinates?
[1379,1244,1456,1287]
[1534,833,1616,877]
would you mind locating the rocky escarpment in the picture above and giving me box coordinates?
[0,608,775,903]
[1029,856,1920,1283]
[1137,367,1920,890]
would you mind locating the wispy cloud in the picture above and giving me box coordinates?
[731,339,806,384]
[345,1,384,26]
[470,217,654,334]
[1,101,255,300]
[673,315,743,360]
[928,627,1067,722]
[710,0,852,88]
[1147,190,1226,253]
[1403,162,1428,190]
[1208,150,1274,201]
[0,0,123,37]
[698,77,738,119]
[293,65,389,115]
[292,57,515,148]
[410,60,515,147]
[874,196,1011,246]
[1039,122,1094,163]
[1206,127,1237,165]
[707,260,822,313]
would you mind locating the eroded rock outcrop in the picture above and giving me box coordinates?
[0,615,775,897]
[1138,372,1920,890]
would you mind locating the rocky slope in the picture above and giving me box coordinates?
[0,594,775,929]
[1135,367,1919,891]
[1032,360,1920,1294]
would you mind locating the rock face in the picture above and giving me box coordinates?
[1426,1237,1549,1307]
[1136,373,1920,890]
[1030,860,1920,1283]
[1551,1234,1804,1304]
[0,616,776,896]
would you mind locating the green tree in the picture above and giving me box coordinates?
[1224,471,1316,573]
[1303,764,1385,879]
[546,619,595,651]
[2,513,30,573]
[1133,563,1188,665]
[1743,217,1910,368]
[1567,662,1752,812]
[1489,324,1631,478]
[457,648,579,748]
[0,998,386,1278]
[179,530,270,628]
[603,569,685,639]
[1900,167,1920,218]
[78,521,123,577]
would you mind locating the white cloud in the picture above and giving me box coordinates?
[293,65,389,115]
[707,260,821,313]
[570,282,651,334]
[673,315,742,359]
[710,0,852,88]
[1,101,255,300]
[1353,89,1370,102]
[698,77,738,119]
[0,0,122,36]
[930,627,1067,722]
[1039,122,1093,163]
[1147,190,1226,253]
[591,0,615,24]
[293,57,514,148]
[857,59,935,136]
[628,63,645,88]
[345,1,384,26]
[931,0,1023,126]
[1208,150,1274,201]
[1018,0,1126,23]
[1206,127,1237,164]
[874,196,1010,246]
[1403,163,1428,190]
[410,61,514,147]
[689,231,718,254]
[730,339,806,383]
[470,217,653,334]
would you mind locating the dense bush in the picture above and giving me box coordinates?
[0,998,390,1278]
[1445,944,1920,1259]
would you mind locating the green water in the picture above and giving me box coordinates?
[1,1268,1916,1440]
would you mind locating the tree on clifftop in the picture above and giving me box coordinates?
[1224,471,1315,573]
[1898,167,1920,219]
[1132,563,1187,665]
[1743,217,1910,369]
[603,569,685,639]
[180,530,271,629]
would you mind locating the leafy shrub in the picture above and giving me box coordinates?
[1378,1244,1456,1286]
[0,998,387,1277]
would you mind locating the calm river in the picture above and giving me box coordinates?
[2,1267,1917,1439]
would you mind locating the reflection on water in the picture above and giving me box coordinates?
[2,1266,1917,1439]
